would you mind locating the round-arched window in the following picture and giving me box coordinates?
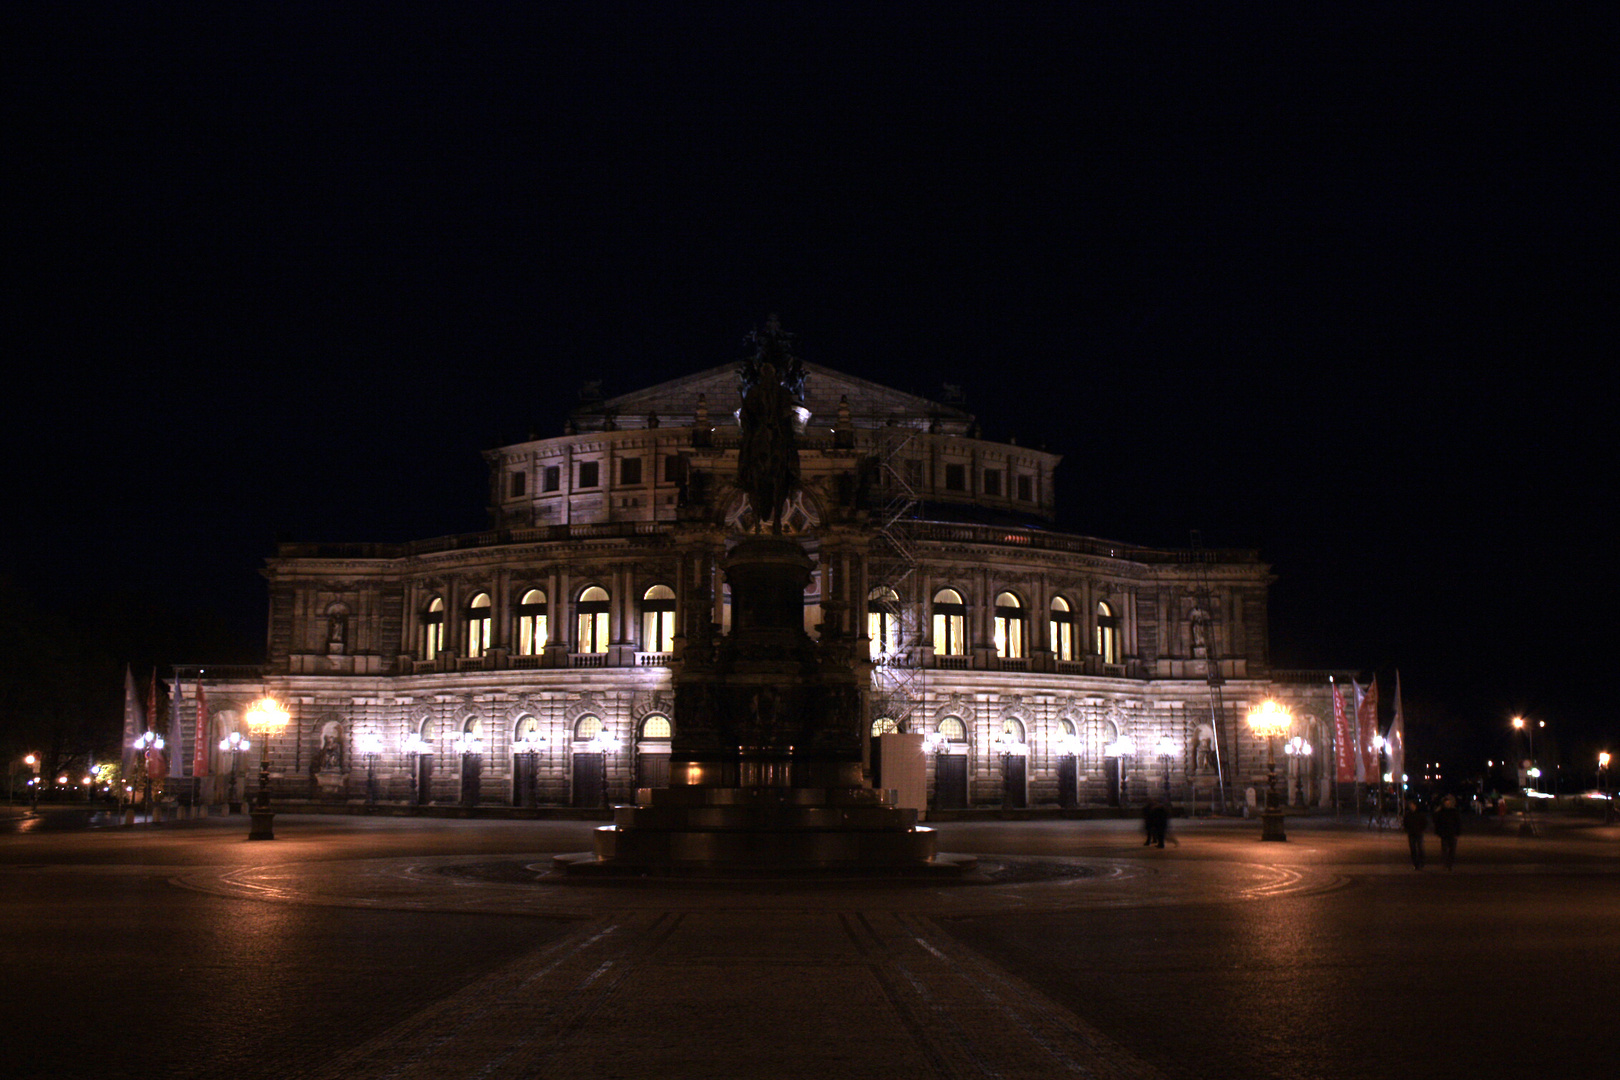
[871,717,900,736]
[640,715,672,740]
[932,588,967,656]
[573,716,603,741]
[938,717,967,742]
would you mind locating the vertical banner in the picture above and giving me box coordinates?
[169,672,185,777]
[1332,679,1355,783]
[193,682,210,778]
[1356,676,1380,783]
[122,665,143,777]
[1388,671,1406,796]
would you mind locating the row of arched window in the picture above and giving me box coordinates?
[866,589,1122,664]
[420,586,678,660]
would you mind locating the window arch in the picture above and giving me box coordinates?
[1097,600,1121,665]
[577,586,610,654]
[513,714,541,744]
[516,589,548,655]
[871,716,900,736]
[1050,596,1074,662]
[937,716,967,742]
[932,588,967,657]
[641,584,676,653]
[1001,717,1026,743]
[419,716,437,743]
[465,593,492,658]
[868,586,901,658]
[573,715,603,742]
[421,597,445,660]
[640,715,671,740]
[993,591,1026,659]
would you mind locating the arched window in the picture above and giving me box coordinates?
[640,715,671,740]
[419,717,437,743]
[465,593,492,658]
[514,715,540,744]
[933,588,967,657]
[1050,596,1074,662]
[1001,717,1026,743]
[938,716,967,742]
[868,586,901,658]
[1097,600,1121,665]
[993,592,1025,659]
[577,586,610,654]
[871,717,901,736]
[516,589,548,655]
[641,585,676,653]
[573,715,603,742]
[421,597,445,660]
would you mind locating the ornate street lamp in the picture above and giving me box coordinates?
[993,732,1028,811]
[244,698,290,840]
[402,734,433,807]
[1155,734,1177,801]
[1246,699,1292,841]
[219,732,250,813]
[1106,735,1135,808]
[356,732,384,807]
[23,753,39,808]
[132,732,165,823]
[1284,735,1313,806]
[513,731,547,810]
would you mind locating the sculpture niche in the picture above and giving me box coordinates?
[561,319,964,874]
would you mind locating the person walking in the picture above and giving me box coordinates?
[1434,793,1462,869]
[1402,797,1428,869]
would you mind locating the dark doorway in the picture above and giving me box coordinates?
[1105,755,1121,807]
[572,752,605,808]
[1057,755,1078,809]
[414,755,433,805]
[934,753,968,810]
[1003,755,1027,809]
[636,749,669,791]
[460,753,482,807]
[513,753,538,808]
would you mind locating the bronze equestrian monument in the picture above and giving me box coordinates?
[561,321,959,873]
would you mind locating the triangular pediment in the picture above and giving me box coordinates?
[583,362,973,433]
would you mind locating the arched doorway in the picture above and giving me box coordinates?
[457,718,484,808]
[512,715,544,808]
[571,715,605,808]
[635,715,671,791]
[933,717,969,810]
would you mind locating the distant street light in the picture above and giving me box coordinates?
[244,698,290,840]
[1284,736,1313,806]
[23,753,40,808]
[219,732,250,813]
[133,732,165,823]
[1247,700,1293,842]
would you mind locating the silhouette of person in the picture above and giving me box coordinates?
[1433,793,1462,869]
[1402,798,1429,869]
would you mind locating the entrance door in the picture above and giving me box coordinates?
[1003,755,1028,809]
[934,754,968,810]
[1057,755,1078,809]
[572,752,605,809]
[1105,755,1121,807]
[513,753,537,808]
[636,749,669,791]
[460,754,482,807]
[415,755,433,805]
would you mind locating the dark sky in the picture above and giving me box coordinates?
[4,5,1612,770]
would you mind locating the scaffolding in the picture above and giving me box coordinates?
[868,424,924,733]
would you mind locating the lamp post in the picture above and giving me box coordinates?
[1284,736,1313,807]
[356,732,383,808]
[1106,735,1136,808]
[453,731,484,808]
[514,731,547,810]
[133,732,164,822]
[1154,734,1177,803]
[1246,699,1292,841]
[244,697,290,840]
[219,732,250,813]
[402,735,432,807]
[23,753,39,808]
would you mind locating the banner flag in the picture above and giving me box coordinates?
[122,665,142,777]
[145,672,169,784]
[193,682,210,777]
[1388,670,1406,797]
[1355,676,1380,783]
[1331,679,1355,783]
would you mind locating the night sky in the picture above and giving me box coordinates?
[5,5,1612,774]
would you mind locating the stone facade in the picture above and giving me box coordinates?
[178,361,1347,811]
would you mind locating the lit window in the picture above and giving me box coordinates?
[421,597,445,660]
[872,717,900,736]
[938,717,967,742]
[516,589,548,655]
[641,584,676,653]
[577,586,610,653]
[641,715,671,739]
[994,591,1025,659]
[465,593,492,658]
[1002,718,1025,743]
[1097,600,1121,665]
[932,588,967,656]
[578,461,599,488]
[574,715,603,741]
[1050,596,1073,661]
[867,586,901,658]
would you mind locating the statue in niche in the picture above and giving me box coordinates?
[311,721,345,774]
[1189,606,1210,658]
[737,316,804,534]
[326,611,348,654]
[1195,724,1216,772]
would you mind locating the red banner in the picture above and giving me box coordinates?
[1356,677,1380,783]
[193,682,209,777]
[1332,682,1355,783]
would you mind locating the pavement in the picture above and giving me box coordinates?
[2,808,1616,1080]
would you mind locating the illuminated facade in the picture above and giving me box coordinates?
[184,360,1343,812]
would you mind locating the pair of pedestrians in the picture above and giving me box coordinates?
[1403,795,1462,869]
